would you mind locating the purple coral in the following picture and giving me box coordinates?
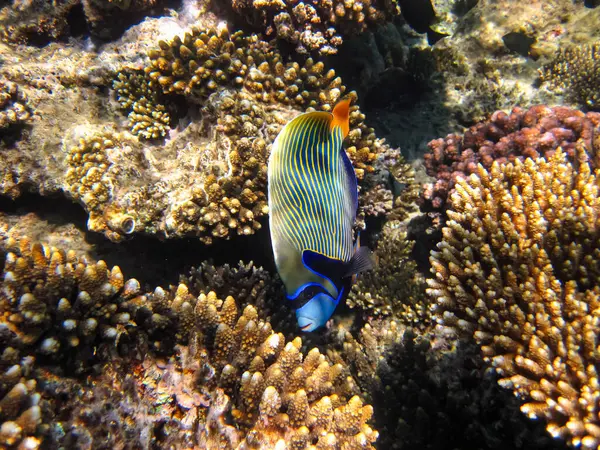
[422,105,600,214]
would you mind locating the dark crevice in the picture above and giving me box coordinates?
[66,3,89,39]
[0,192,277,291]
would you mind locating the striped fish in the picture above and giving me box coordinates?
[268,99,373,332]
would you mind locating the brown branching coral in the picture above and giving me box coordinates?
[329,320,567,450]
[0,354,44,449]
[347,222,429,326]
[540,43,600,110]
[0,232,377,448]
[427,147,600,448]
[230,0,400,55]
[113,69,171,140]
[359,147,420,222]
[0,236,176,373]
[0,79,31,131]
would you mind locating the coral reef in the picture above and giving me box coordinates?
[0,79,31,131]
[0,236,176,373]
[113,69,171,140]
[0,354,44,449]
[540,43,600,110]
[0,0,173,44]
[423,105,600,215]
[427,147,600,448]
[0,231,377,448]
[328,320,563,450]
[347,221,429,327]
[0,13,401,243]
[229,0,400,55]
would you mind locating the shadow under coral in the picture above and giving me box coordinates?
[0,192,277,290]
[373,335,569,450]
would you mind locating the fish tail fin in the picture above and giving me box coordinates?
[345,246,374,277]
[331,98,351,138]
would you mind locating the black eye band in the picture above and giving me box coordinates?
[288,284,329,310]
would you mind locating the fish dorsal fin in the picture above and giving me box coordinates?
[331,98,351,138]
[344,246,374,277]
[302,250,347,283]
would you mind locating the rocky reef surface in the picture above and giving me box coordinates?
[0,0,599,449]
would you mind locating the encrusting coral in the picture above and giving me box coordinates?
[427,146,600,448]
[423,105,600,215]
[229,0,400,55]
[540,43,600,110]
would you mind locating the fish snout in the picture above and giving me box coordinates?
[297,315,317,332]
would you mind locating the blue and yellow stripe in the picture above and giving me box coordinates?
[268,100,356,276]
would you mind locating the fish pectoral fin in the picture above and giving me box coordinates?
[301,250,346,281]
[344,246,374,277]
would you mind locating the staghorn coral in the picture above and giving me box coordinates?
[427,147,600,447]
[423,105,600,215]
[0,79,31,131]
[540,43,600,110]
[229,0,400,55]
[113,69,171,140]
[347,221,429,327]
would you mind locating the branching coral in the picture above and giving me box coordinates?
[113,69,171,140]
[229,0,400,55]
[359,147,420,222]
[329,319,569,450]
[0,232,378,448]
[427,147,600,448]
[0,79,31,131]
[423,105,600,215]
[144,25,382,179]
[540,43,600,110]
[0,354,44,449]
[0,236,176,373]
[347,222,429,326]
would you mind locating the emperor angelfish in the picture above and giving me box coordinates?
[268,99,373,332]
